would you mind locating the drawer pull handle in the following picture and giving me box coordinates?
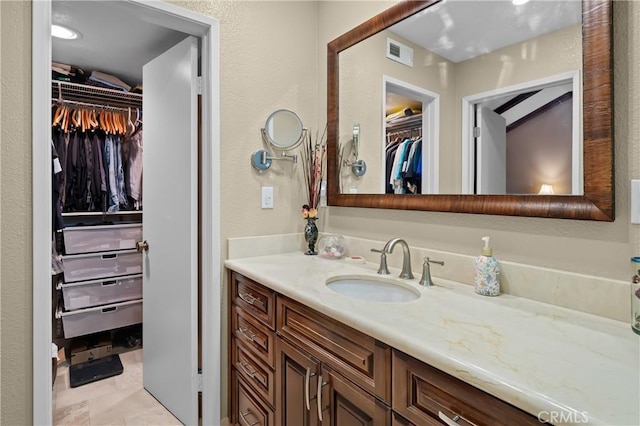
[317,376,328,421]
[438,411,477,426]
[304,367,316,410]
[101,253,117,260]
[238,327,256,341]
[102,280,117,287]
[239,361,257,378]
[238,292,258,305]
[102,306,118,313]
[239,410,259,426]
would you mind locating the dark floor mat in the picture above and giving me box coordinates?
[69,354,123,388]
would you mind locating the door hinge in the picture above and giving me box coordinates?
[197,76,203,95]
[197,372,203,392]
[473,127,480,138]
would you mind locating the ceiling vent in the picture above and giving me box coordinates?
[386,38,413,67]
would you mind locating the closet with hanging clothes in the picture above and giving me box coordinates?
[385,111,423,194]
[51,79,145,384]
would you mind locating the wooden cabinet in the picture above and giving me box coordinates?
[275,326,390,426]
[228,271,540,426]
[229,272,277,426]
[319,365,391,426]
[275,338,320,426]
[231,370,275,426]
[277,295,391,403]
[392,350,539,426]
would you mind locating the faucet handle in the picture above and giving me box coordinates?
[371,248,390,275]
[424,256,444,266]
[419,257,444,286]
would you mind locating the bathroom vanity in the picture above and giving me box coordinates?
[225,253,639,426]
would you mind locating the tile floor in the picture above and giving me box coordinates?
[53,349,182,425]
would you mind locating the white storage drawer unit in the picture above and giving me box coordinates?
[63,223,142,254]
[60,274,143,311]
[60,299,143,338]
[62,249,143,283]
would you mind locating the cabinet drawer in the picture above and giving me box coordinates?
[60,299,142,338]
[232,305,275,368]
[277,296,390,403]
[231,272,275,330]
[392,411,439,426]
[232,371,275,426]
[61,249,142,283]
[392,350,540,426]
[60,274,142,310]
[63,223,142,254]
[232,337,275,407]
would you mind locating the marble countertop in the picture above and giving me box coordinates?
[225,252,640,426]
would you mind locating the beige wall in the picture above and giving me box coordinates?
[1,1,639,424]
[0,0,319,423]
[2,1,34,423]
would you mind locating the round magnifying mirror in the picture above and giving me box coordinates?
[263,109,305,150]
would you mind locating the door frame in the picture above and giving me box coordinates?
[31,1,220,425]
[461,71,581,195]
[382,75,440,194]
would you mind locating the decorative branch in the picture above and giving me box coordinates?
[301,124,327,218]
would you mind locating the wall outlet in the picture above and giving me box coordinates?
[261,186,274,209]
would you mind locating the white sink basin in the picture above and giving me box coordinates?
[326,276,420,303]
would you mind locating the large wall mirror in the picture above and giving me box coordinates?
[327,0,613,220]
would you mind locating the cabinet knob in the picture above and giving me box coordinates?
[136,240,149,252]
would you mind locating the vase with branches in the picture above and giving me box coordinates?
[300,125,327,255]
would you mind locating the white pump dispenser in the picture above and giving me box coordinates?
[474,236,500,296]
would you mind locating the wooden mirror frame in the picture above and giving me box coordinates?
[327,0,613,221]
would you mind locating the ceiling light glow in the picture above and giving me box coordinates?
[51,24,80,40]
[512,0,530,5]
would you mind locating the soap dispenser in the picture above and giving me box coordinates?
[475,236,500,296]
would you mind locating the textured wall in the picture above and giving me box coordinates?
[320,1,639,282]
[1,1,33,424]
[0,0,318,423]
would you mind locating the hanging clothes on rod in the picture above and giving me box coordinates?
[51,96,143,214]
[385,116,423,194]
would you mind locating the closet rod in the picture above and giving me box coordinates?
[51,99,133,113]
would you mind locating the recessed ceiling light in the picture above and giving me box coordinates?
[512,0,530,5]
[51,24,80,40]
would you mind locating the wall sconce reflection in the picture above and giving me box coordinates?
[538,183,555,195]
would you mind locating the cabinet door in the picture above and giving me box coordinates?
[276,338,320,426]
[319,365,391,426]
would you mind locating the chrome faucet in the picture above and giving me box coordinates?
[372,238,414,279]
[419,257,444,286]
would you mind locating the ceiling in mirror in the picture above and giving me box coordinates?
[327,0,613,221]
[389,1,581,63]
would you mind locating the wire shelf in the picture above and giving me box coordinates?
[52,80,142,109]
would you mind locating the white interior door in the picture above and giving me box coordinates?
[476,105,507,194]
[142,35,199,425]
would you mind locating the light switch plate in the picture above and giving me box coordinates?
[632,179,640,224]
[261,186,274,209]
